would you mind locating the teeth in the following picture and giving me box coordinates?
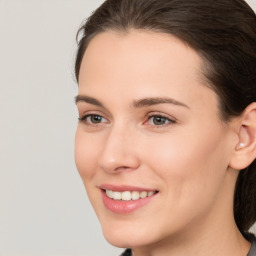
[131,191,140,200]
[122,191,131,201]
[113,191,122,200]
[140,191,147,198]
[106,190,113,198]
[105,190,156,201]
[147,191,154,197]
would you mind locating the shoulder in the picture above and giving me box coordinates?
[120,249,132,256]
[247,233,256,256]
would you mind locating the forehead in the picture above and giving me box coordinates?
[79,29,204,85]
[78,30,219,116]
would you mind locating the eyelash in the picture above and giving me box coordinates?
[78,113,176,128]
[145,114,175,127]
[78,114,108,125]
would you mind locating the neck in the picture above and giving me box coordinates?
[132,222,250,256]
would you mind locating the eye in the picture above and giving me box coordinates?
[79,114,108,124]
[147,115,174,126]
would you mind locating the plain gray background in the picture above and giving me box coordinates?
[0,0,255,255]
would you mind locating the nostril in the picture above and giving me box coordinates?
[114,166,133,171]
[99,162,140,174]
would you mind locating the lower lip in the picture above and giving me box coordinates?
[101,190,157,214]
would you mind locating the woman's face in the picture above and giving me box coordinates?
[75,30,237,248]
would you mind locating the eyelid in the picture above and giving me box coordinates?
[144,112,177,126]
[76,102,113,120]
[78,110,177,128]
[78,109,107,120]
[78,112,109,125]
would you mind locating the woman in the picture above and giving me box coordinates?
[74,0,256,255]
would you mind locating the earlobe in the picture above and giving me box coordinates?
[229,102,256,170]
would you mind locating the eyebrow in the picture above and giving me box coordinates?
[75,95,104,108]
[132,97,190,109]
[75,95,189,109]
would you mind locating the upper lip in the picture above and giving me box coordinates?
[99,184,158,192]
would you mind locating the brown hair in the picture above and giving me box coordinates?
[75,0,256,232]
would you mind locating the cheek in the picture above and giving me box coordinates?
[141,125,229,211]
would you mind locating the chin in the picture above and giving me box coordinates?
[102,229,150,249]
[100,217,166,249]
[104,234,135,248]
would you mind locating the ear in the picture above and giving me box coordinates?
[229,102,256,170]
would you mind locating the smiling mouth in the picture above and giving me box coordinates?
[101,187,159,213]
[104,189,158,201]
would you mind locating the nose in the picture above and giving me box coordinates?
[98,126,140,174]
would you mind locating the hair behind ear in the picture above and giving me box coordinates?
[234,160,256,232]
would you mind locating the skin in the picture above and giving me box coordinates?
[75,30,251,256]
